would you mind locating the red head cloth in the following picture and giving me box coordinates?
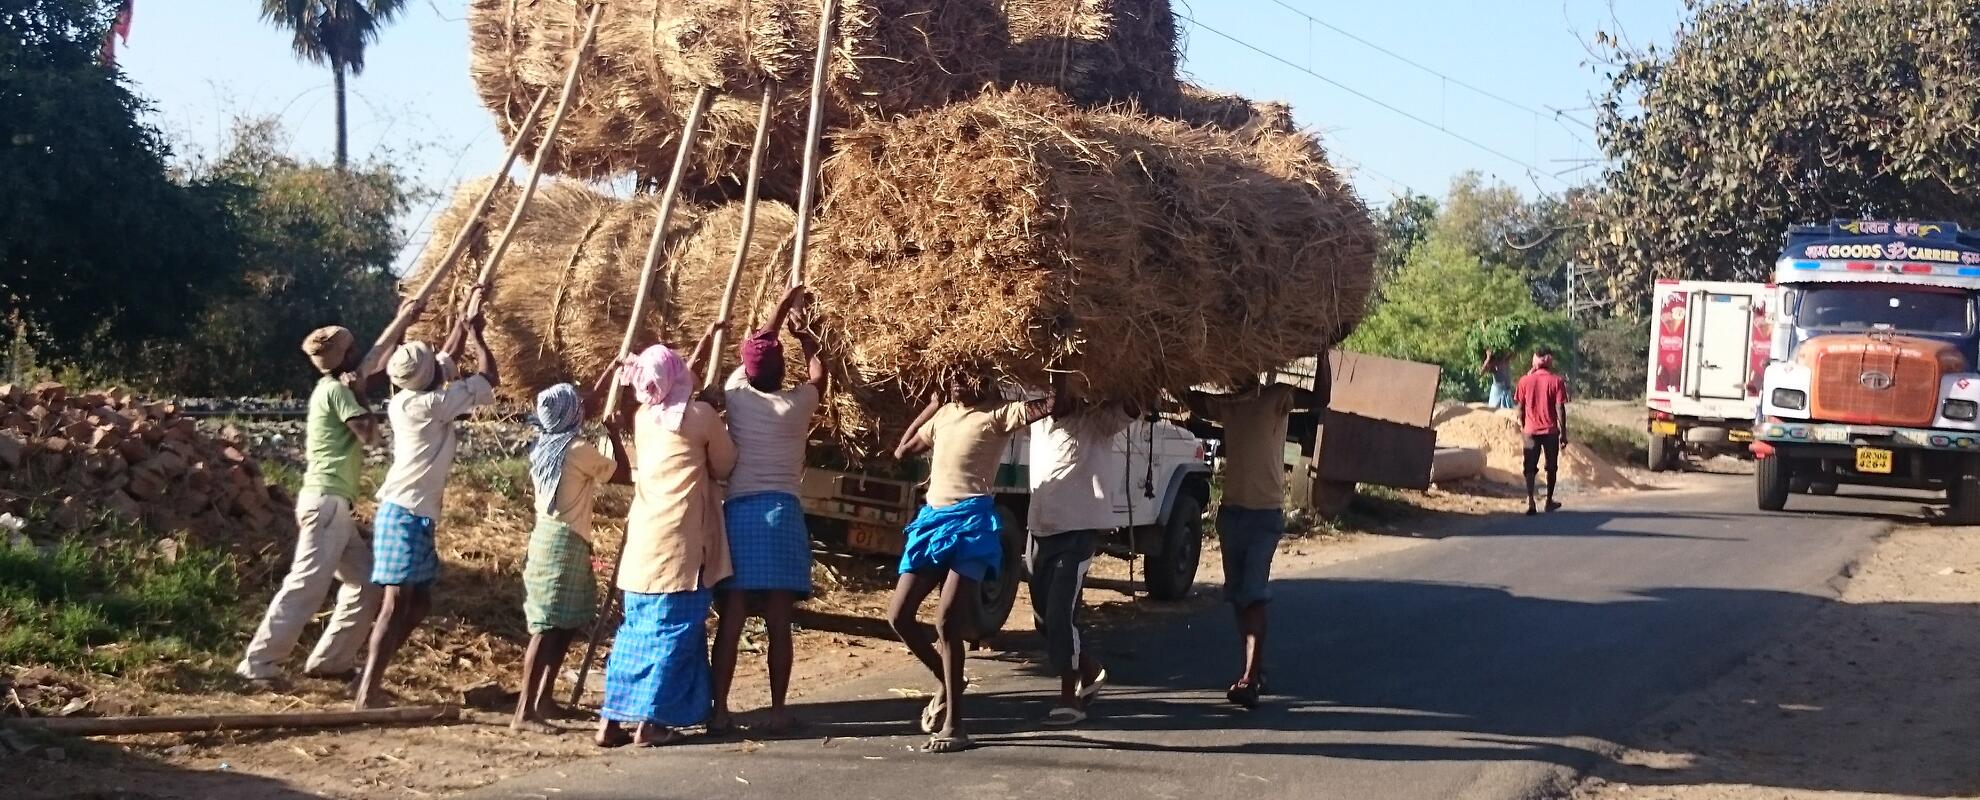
[1532,352,1554,372]
[740,328,783,381]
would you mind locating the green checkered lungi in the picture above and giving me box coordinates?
[523,516,597,634]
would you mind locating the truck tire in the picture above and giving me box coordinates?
[1648,435,1677,473]
[1756,455,1791,511]
[1144,494,1204,601]
[967,504,1025,639]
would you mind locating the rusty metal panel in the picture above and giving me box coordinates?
[1315,410,1436,490]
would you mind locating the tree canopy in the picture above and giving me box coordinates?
[1589,0,1980,307]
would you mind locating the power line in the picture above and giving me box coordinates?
[1179,12,1564,185]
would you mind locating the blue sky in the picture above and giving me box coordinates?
[119,1,1688,265]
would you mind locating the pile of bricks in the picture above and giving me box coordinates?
[0,381,293,541]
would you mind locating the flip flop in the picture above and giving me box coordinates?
[1078,668,1109,700]
[1042,707,1087,727]
[918,695,945,734]
[1226,680,1261,710]
[922,732,973,753]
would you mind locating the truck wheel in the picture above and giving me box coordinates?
[967,505,1025,639]
[1948,472,1980,526]
[1648,435,1677,473]
[1144,494,1204,601]
[1756,455,1791,511]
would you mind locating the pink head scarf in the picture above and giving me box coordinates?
[1531,352,1555,372]
[619,344,695,431]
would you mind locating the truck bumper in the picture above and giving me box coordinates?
[1756,421,1980,452]
[1758,421,1978,489]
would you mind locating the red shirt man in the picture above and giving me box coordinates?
[1514,350,1569,514]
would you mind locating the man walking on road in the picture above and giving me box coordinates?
[1192,376,1297,709]
[1516,348,1570,516]
[1024,373,1124,726]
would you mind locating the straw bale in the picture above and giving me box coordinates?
[1001,0,1181,116]
[807,87,1377,403]
[468,0,1008,197]
[1176,83,1296,137]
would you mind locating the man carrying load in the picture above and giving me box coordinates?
[1191,376,1298,709]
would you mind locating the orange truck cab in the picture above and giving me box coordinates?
[1755,220,1980,521]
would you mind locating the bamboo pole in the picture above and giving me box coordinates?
[571,85,718,706]
[8,705,458,737]
[464,1,607,307]
[598,85,717,416]
[786,0,842,289]
[703,87,781,391]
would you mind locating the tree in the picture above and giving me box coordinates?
[258,0,407,168]
[1375,192,1438,284]
[1589,0,1980,310]
[1,0,241,361]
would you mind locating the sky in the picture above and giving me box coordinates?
[118,1,1689,268]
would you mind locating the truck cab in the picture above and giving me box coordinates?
[798,415,1212,637]
[1754,220,1980,521]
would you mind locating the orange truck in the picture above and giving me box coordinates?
[1754,220,1980,521]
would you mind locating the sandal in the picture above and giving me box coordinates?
[918,695,946,734]
[1042,706,1087,727]
[1226,680,1262,710]
[922,732,973,753]
[1078,668,1109,700]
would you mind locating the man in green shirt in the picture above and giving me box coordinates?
[236,321,397,684]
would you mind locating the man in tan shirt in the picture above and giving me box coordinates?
[1192,376,1297,709]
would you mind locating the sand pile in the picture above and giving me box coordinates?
[1434,407,1634,490]
[808,86,1377,403]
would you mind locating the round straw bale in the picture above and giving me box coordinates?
[1000,0,1181,116]
[469,0,1009,198]
[808,87,1377,403]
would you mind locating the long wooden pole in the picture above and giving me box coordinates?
[465,1,605,306]
[704,87,781,391]
[8,705,457,737]
[785,0,841,289]
[599,85,717,415]
[571,85,717,707]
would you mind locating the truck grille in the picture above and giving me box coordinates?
[1811,344,1939,426]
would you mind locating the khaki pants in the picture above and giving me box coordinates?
[236,492,381,680]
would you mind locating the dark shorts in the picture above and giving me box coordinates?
[1217,506,1284,609]
[1523,433,1561,477]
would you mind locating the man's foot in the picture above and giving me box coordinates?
[510,718,560,735]
[241,676,286,694]
[1226,680,1262,710]
[706,709,735,737]
[918,694,947,734]
[595,722,633,748]
[923,731,972,753]
[1078,667,1108,700]
[301,667,358,682]
[1525,505,1537,516]
[634,724,686,747]
[1546,500,1562,513]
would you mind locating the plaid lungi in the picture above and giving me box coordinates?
[371,501,439,586]
[721,492,813,597]
[601,589,712,726]
[523,517,596,634]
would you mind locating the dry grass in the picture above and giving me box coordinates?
[1001,0,1182,116]
[468,0,1009,200]
[808,86,1378,404]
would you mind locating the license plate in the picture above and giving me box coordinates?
[847,524,904,555]
[1651,421,1679,436]
[1729,429,1752,442]
[1855,447,1894,474]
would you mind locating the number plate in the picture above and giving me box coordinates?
[1651,421,1679,436]
[1855,447,1894,474]
[847,524,904,555]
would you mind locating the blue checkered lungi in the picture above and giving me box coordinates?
[601,589,713,726]
[721,492,813,598]
[371,501,440,586]
[899,494,1004,583]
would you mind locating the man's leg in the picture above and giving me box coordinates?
[762,590,797,732]
[708,590,748,732]
[355,583,432,709]
[533,628,576,718]
[1226,511,1280,708]
[887,571,948,728]
[928,569,978,752]
[238,495,344,682]
[1544,435,1562,510]
[305,505,380,678]
[1523,436,1542,514]
[512,632,557,732]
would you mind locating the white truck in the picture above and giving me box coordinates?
[1644,279,1778,471]
[797,415,1212,637]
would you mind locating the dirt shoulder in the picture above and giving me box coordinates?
[1569,522,1980,800]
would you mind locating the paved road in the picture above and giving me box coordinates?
[470,476,1909,800]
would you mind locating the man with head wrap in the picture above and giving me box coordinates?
[235,323,392,686]
[1515,347,1571,515]
[596,323,736,748]
[355,305,500,709]
[511,379,632,734]
[708,285,826,736]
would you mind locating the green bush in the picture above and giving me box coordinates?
[1574,314,1649,401]
[0,530,242,675]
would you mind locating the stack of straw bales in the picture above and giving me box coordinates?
[1000,0,1181,116]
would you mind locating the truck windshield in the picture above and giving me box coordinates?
[1795,286,1974,336]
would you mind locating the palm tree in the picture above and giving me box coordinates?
[259,0,407,169]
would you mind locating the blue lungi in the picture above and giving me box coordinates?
[898,495,1004,583]
[601,589,713,727]
[371,501,439,586]
[721,492,813,597]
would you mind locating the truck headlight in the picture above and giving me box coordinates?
[1771,388,1807,410]
[1945,399,1978,421]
